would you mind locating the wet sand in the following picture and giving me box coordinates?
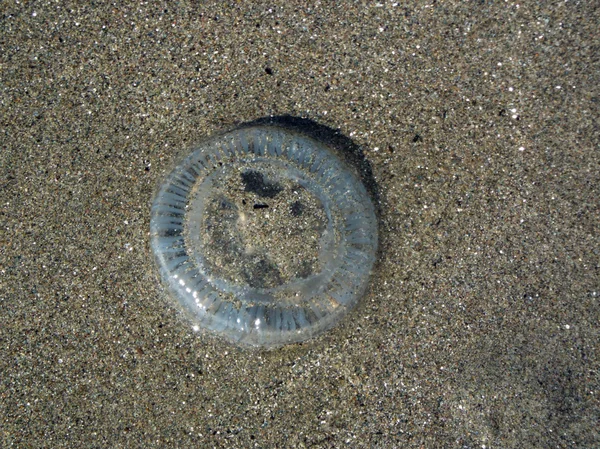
[2,1,598,447]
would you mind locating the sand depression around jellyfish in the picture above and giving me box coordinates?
[150,125,378,347]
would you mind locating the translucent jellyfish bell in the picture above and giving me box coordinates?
[150,126,378,348]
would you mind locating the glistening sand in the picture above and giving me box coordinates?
[1,2,598,447]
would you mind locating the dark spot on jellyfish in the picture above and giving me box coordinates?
[499,108,507,116]
[243,258,282,289]
[413,133,422,143]
[150,123,378,348]
[290,201,303,217]
[324,84,331,92]
[265,67,273,75]
[297,260,314,279]
[219,198,235,210]
[241,170,283,198]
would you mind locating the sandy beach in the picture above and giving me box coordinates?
[2,1,598,447]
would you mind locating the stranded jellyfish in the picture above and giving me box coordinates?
[150,126,377,347]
